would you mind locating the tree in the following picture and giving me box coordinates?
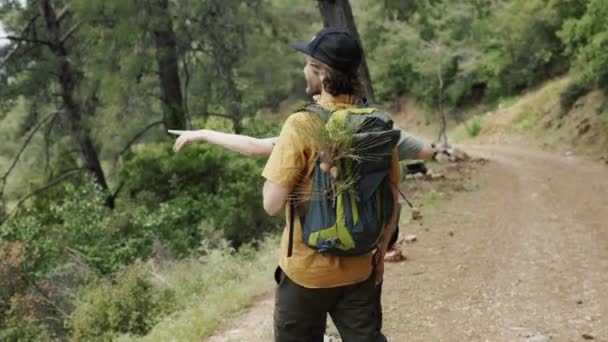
[317,0,375,103]
[0,0,113,208]
[560,0,608,91]
[148,0,187,130]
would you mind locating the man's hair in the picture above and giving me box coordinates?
[311,59,363,97]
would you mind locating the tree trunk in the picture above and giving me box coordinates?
[150,0,187,130]
[317,0,375,103]
[39,0,113,208]
[224,71,243,134]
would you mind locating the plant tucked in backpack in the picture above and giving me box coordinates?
[288,104,401,257]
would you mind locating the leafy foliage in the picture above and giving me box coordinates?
[559,0,608,107]
[69,263,175,341]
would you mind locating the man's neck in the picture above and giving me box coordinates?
[318,90,359,106]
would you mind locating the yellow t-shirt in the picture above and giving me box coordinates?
[262,93,400,289]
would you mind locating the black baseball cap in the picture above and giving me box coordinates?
[290,28,362,72]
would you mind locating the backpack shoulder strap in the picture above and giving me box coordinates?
[303,103,331,122]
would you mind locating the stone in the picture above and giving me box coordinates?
[432,173,445,179]
[435,152,449,163]
[453,148,471,161]
[582,333,595,340]
[411,207,423,221]
[448,231,455,237]
[384,249,405,262]
[404,235,417,243]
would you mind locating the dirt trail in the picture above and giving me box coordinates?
[207,143,608,342]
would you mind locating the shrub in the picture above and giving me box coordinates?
[0,242,56,340]
[466,117,483,137]
[120,137,281,247]
[1,179,152,275]
[69,263,174,341]
[0,318,52,342]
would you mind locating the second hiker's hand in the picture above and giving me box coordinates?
[168,129,206,152]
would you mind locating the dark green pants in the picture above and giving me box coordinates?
[273,267,379,342]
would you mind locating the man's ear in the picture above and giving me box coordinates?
[318,68,327,82]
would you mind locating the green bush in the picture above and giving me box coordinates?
[358,0,580,106]
[560,0,608,91]
[466,117,483,137]
[116,236,279,341]
[120,128,281,247]
[69,263,175,341]
[0,318,52,342]
[1,179,153,275]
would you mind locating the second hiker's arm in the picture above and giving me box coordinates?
[414,143,436,160]
[396,130,435,161]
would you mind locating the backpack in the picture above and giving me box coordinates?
[287,103,401,257]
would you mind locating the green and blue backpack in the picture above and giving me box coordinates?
[287,103,401,257]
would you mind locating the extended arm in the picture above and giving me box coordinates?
[396,130,435,161]
[169,129,277,156]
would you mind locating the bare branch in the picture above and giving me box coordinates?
[1,35,54,47]
[114,120,165,163]
[60,22,80,43]
[0,43,20,69]
[0,111,61,198]
[56,5,71,23]
[0,14,42,69]
[108,119,165,202]
[109,179,126,203]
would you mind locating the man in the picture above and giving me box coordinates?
[170,29,435,342]
[261,27,400,341]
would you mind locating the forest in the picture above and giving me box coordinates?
[0,0,607,340]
